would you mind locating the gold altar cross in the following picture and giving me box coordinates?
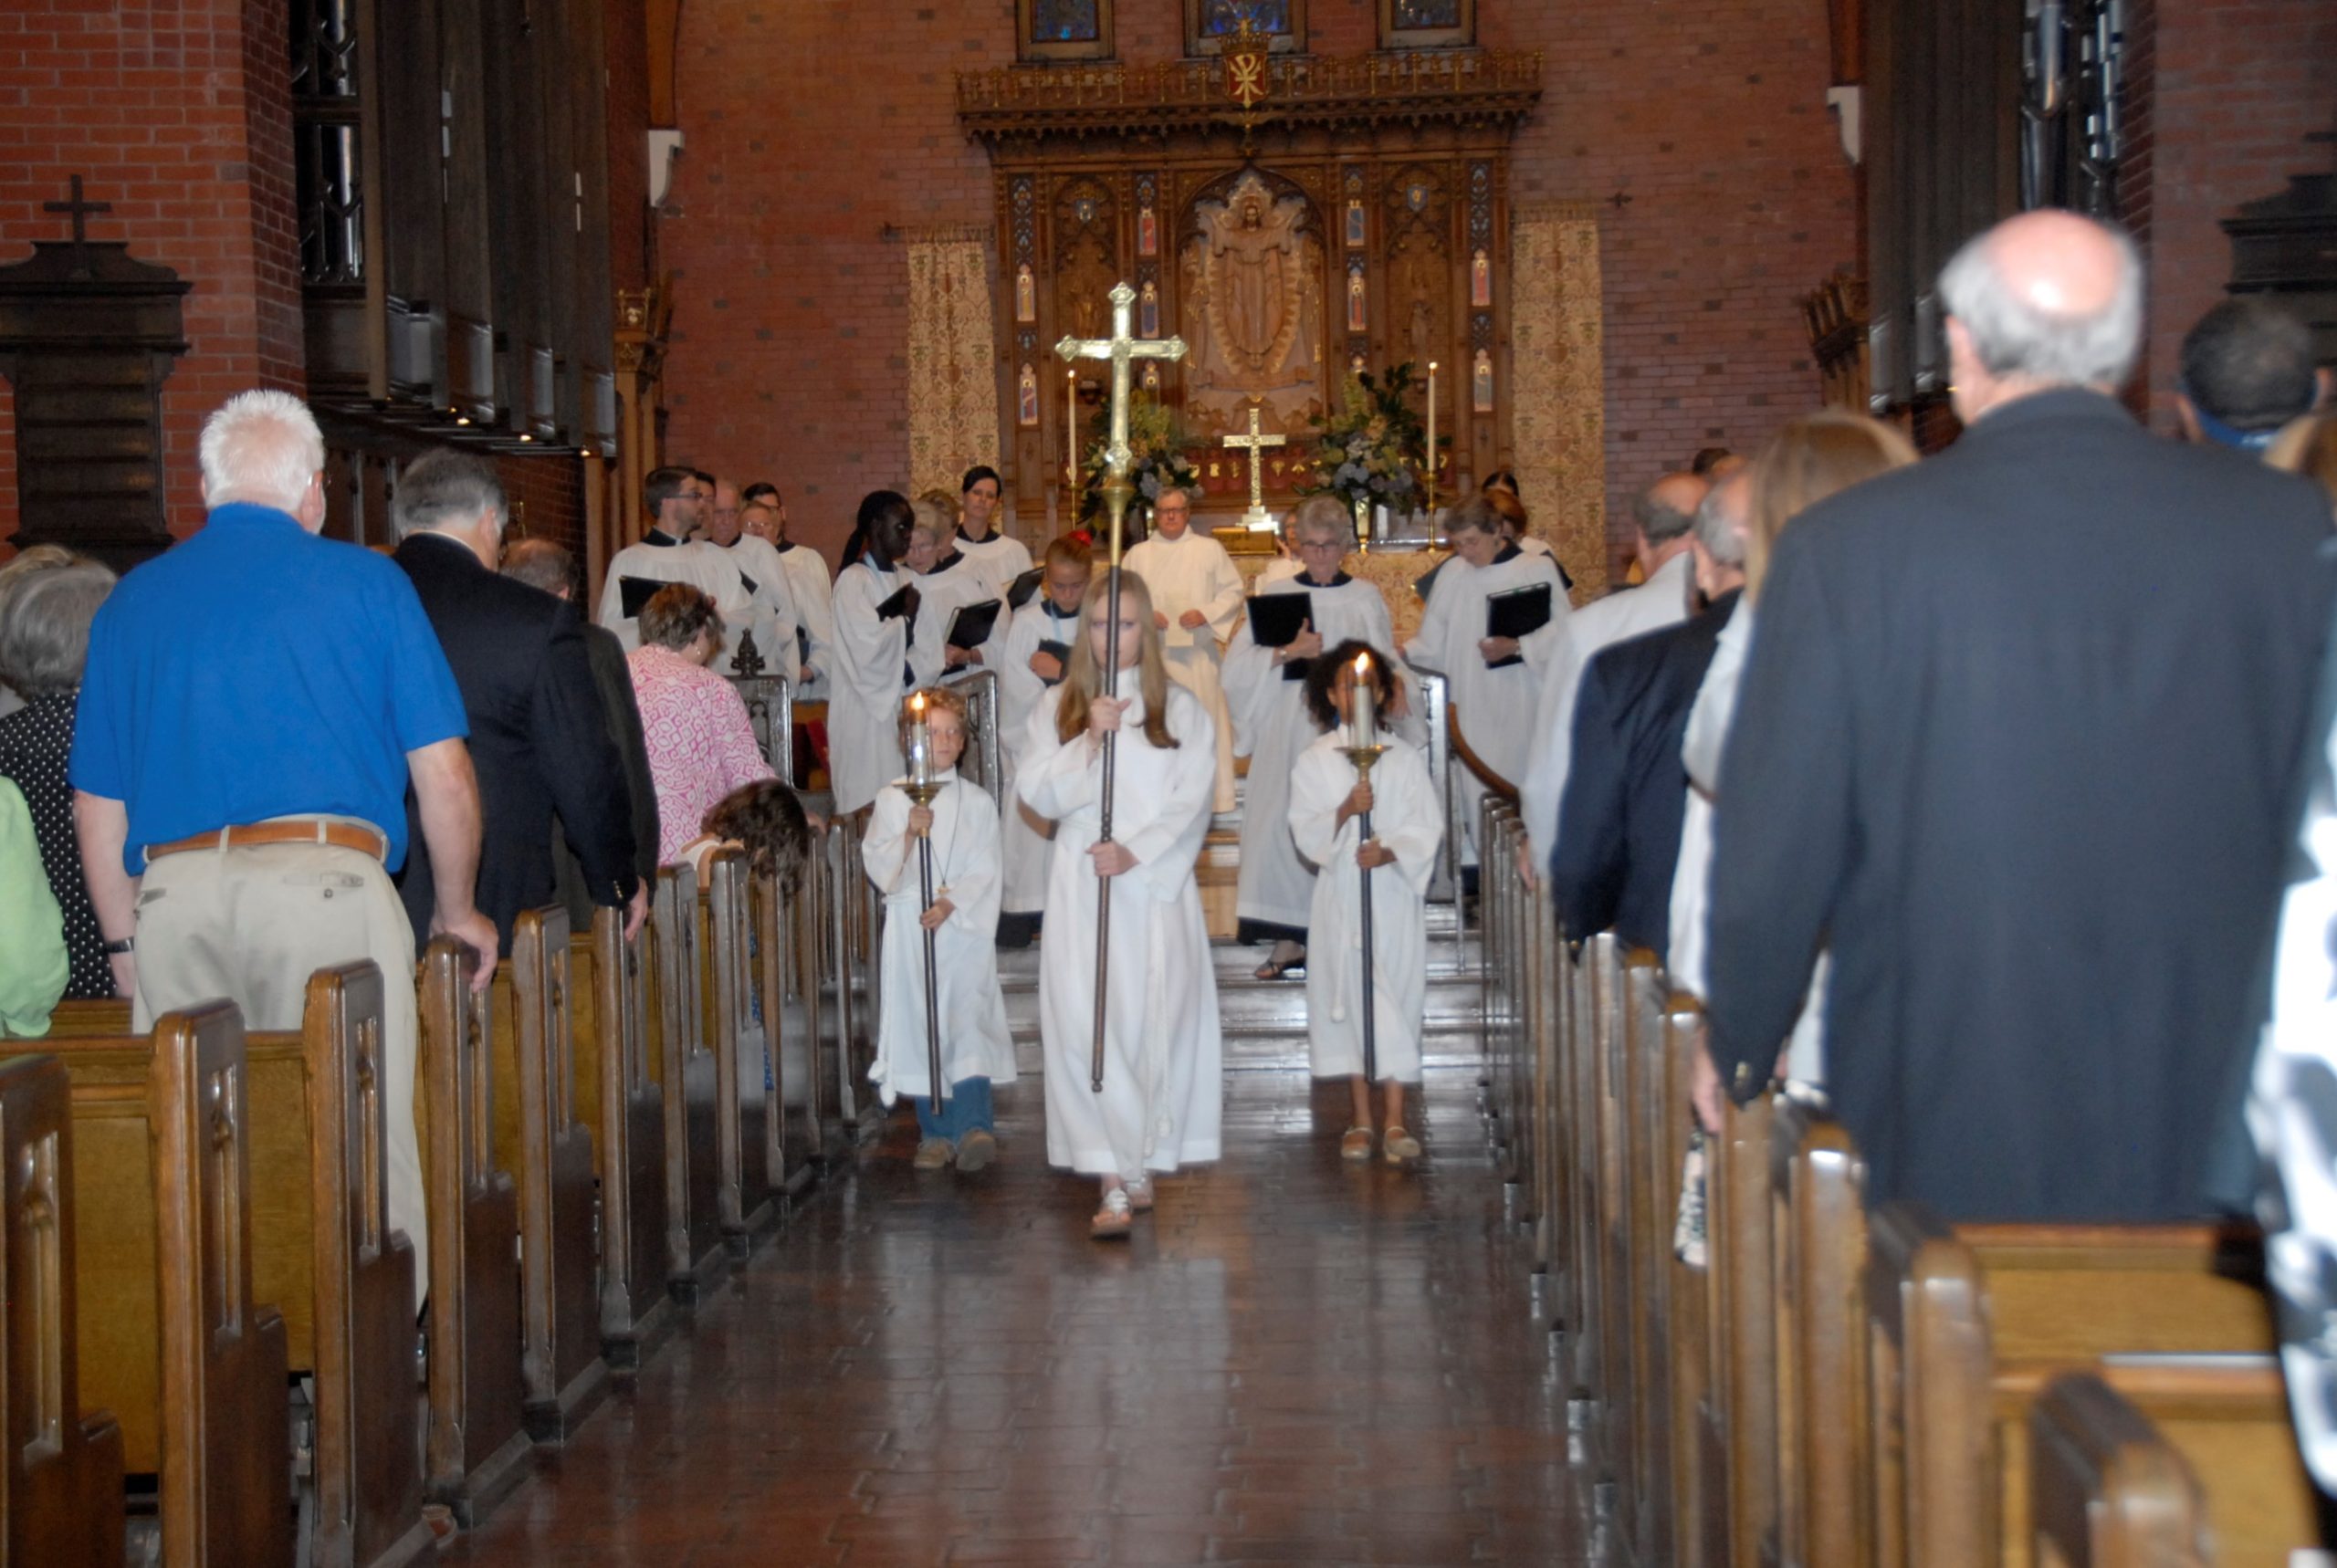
[1221,403,1287,530]
[1054,282,1188,494]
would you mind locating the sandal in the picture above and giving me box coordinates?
[1383,1126,1422,1165]
[1090,1187,1134,1239]
[1340,1126,1376,1162]
[1253,942,1307,981]
[1124,1176,1155,1212]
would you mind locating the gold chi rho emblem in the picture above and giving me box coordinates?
[1223,18,1270,110]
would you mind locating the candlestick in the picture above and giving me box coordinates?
[1065,371,1078,485]
[1425,361,1438,514]
[907,691,933,789]
[1352,651,1377,750]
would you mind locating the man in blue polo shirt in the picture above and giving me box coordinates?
[70,389,497,1281]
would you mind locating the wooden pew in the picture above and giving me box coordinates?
[416,939,530,1526]
[1655,987,1721,1568]
[1620,950,1678,1564]
[564,907,673,1365]
[1710,1084,1781,1568]
[653,864,727,1301]
[2028,1373,2210,1568]
[754,862,825,1195]
[46,997,132,1036]
[21,975,429,1568]
[0,1054,126,1568]
[1866,1203,2318,1568]
[702,851,781,1256]
[501,908,608,1440]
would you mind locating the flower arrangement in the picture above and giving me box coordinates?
[1294,362,1435,513]
[1077,393,1203,522]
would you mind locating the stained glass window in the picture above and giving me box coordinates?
[1199,0,1292,36]
[1392,0,1460,26]
[1031,0,1099,43]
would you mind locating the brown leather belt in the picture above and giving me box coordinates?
[144,819,388,864]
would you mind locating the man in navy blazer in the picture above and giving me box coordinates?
[1551,477,1746,958]
[390,450,645,952]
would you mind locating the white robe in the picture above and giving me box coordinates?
[828,558,913,815]
[909,552,1011,690]
[1017,673,1222,1176]
[861,772,1017,1103]
[1402,544,1571,864]
[1287,732,1443,1082]
[997,597,1085,914]
[770,540,836,700]
[1221,572,1395,935]
[1124,529,1245,813]
[597,535,760,671]
[1518,550,1694,859]
[955,529,1034,600]
[718,533,803,685]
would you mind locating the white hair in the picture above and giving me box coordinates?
[1692,481,1748,569]
[199,390,325,514]
[1937,215,2144,391]
[1289,494,1355,549]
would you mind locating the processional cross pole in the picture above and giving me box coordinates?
[1054,282,1187,1093]
[1221,402,1286,531]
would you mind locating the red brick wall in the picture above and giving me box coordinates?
[0,0,306,553]
[660,0,1858,564]
[2119,0,2337,434]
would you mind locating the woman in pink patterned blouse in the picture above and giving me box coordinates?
[627,583,776,865]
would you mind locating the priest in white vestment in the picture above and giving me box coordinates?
[953,465,1035,599]
[1287,652,1443,1163]
[827,492,919,815]
[1017,570,1221,1239]
[741,492,835,700]
[1517,471,1706,862]
[861,690,1015,1171]
[1124,486,1244,813]
[1221,497,1397,977]
[598,465,760,670]
[997,538,1094,936]
[1402,497,1570,869]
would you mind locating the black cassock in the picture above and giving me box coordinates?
[1705,389,2336,1222]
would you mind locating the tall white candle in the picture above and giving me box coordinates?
[907,691,932,788]
[1352,651,1377,750]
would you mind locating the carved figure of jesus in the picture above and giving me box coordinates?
[1222,195,1293,370]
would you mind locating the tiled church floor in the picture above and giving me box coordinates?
[437,1002,1603,1566]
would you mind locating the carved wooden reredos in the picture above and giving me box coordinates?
[959,49,1543,518]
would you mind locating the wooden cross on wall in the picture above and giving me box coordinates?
[43,176,111,246]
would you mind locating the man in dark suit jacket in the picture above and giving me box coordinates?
[389,452,645,952]
[501,538,662,933]
[1705,211,2337,1223]
[1551,476,1746,957]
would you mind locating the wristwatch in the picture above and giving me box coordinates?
[101,936,135,956]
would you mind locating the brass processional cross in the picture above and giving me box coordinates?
[1221,403,1286,530]
[1054,282,1187,1092]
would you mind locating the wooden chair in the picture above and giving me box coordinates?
[703,850,782,1255]
[0,1054,125,1568]
[417,938,530,1526]
[504,907,608,1441]
[2028,1374,2209,1568]
[565,906,672,1365]
[653,863,727,1301]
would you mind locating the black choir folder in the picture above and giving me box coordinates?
[1006,566,1045,611]
[1483,581,1553,669]
[874,581,918,622]
[618,575,665,620]
[947,598,1004,651]
[1246,591,1315,682]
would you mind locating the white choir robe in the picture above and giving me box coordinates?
[828,559,913,815]
[1254,555,1303,591]
[908,552,1011,690]
[997,597,1084,915]
[1402,544,1570,865]
[720,533,804,685]
[1287,732,1443,1082]
[860,772,1017,1104]
[1017,673,1223,1176]
[1221,572,1395,936]
[771,540,836,700]
[597,536,760,669]
[1517,550,1693,860]
[1124,529,1245,813]
[955,529,1034,600]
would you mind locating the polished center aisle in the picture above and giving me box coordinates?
[440,938,1602,1566]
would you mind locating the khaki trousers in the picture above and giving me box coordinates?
[131,832,424,1301]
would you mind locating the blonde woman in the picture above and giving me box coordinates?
[1016,570,1221,1238]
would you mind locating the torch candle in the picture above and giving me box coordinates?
[1425,361,1438,512]
[1351,651,1377,750]
[907,692,933,789]
[1064,372,1078,485]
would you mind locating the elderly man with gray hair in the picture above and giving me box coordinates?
[70,390,496,1281]
[1703,210,2337,1225]
[1547,471,1746,958]
[389,450,646,953]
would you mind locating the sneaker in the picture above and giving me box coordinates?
[913,1137,955,1170]
[956,1128,998,1173]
